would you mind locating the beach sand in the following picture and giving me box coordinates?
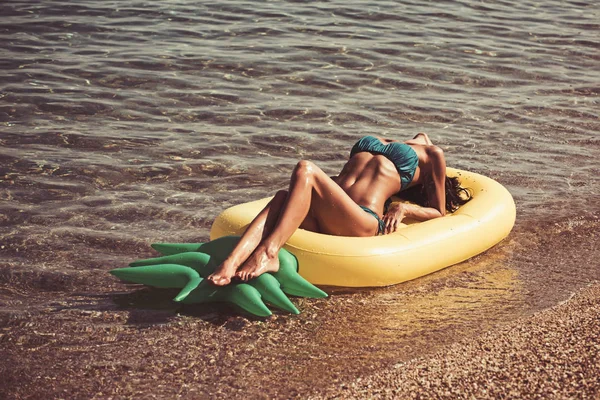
[315,282,600,399]
[1,280,598,399]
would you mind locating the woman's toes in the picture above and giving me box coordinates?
[209,275,230,286]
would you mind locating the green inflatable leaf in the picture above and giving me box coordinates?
[110,236,327,317]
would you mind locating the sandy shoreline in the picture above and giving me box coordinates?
[1,280,598,398]
[314,282,600,399]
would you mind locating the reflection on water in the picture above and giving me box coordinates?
[309,249,523,379]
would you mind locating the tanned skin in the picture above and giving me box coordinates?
[207,133,447,286]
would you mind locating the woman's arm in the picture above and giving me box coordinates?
[394,202,442,221]
[381,145,446,234]
[423,145,447,217]
[382,202,442,234]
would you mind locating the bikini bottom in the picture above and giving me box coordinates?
[359,205,385,236]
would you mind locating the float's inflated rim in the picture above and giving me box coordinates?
[210,168,516,287]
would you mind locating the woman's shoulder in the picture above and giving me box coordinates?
[423,145,446,174]
[424,144,445,158]
[413,144,445,174]
[411,144,445,160]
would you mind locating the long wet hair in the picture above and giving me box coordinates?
[398,176,472,213]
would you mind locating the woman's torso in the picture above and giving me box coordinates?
[335,137,428,215]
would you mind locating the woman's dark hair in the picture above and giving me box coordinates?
[398,176,472,213]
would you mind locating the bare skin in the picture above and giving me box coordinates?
[207,132,447,286]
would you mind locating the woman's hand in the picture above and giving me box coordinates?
[382,202,406,234]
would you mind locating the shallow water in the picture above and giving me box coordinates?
[1,0,599,397]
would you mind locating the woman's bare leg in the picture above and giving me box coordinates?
[235,160,378,281]
[207,190,288,286]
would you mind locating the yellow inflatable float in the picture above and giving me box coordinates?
[210,168,516,287]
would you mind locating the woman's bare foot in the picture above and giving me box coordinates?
[207,261,238,286]
[235,247,280,281]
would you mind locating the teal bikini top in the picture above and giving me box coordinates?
[350,135,419,190]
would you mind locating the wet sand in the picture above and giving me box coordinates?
[1,280,598,398]
[316,282,600,399]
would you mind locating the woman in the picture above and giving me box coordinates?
[208,133,470,286]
